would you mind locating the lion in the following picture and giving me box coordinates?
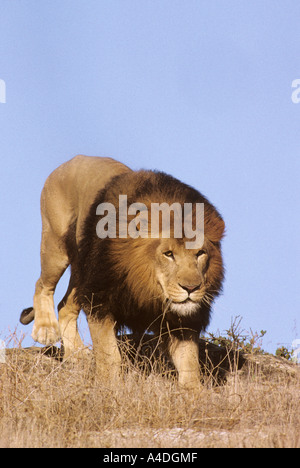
[20,155,225,389]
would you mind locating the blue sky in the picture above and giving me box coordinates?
[0,1,299,353]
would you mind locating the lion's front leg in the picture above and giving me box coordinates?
[88,314,121,381]
[168,333,201,390]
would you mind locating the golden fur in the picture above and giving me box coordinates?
[21,156,225,389]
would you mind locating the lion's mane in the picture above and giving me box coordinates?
[68,170,225,336]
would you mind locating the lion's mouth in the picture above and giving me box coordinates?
[179,298,193,304]
[172,297,197,305]
[169,298,199,316]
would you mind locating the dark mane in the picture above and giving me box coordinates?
[70,170,224,334]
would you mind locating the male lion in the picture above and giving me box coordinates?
[20,155,225,389]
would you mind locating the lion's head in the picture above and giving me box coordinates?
[155,239,221,316]
[74,170,225,334]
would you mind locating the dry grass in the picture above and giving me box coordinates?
[0,332,299,448]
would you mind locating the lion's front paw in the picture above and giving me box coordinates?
[32,322,61,345]
[178,371,202,392]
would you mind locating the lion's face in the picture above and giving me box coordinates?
[154,239,211,316]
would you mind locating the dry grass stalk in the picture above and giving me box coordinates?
[0,331,299,448]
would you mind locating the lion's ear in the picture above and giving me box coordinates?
[205,210,225,243]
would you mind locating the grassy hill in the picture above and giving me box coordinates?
[0,331,299,448]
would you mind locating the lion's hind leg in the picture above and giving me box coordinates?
[31,228,69,346]
[58,278,88,360]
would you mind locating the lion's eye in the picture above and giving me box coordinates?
[196,249,206,258]
[163,250,174,259]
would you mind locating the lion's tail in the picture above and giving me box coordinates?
[20,307,35,325]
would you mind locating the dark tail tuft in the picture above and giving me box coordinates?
[20,307,35,325]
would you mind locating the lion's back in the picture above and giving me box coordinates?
[41,155,131,243]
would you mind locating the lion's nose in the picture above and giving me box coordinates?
[179,283,201,294]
